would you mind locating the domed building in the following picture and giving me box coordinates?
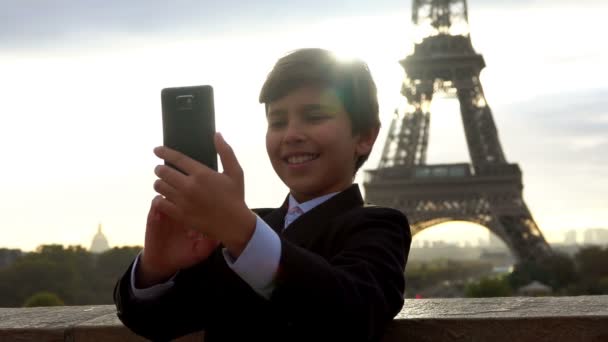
[90,223,110,253]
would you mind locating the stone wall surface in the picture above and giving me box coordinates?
[1,296,607,341]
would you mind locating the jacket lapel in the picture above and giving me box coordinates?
[281,184,364,243]
[263,196,289,234]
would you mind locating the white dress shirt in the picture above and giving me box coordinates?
[130,191,339,300]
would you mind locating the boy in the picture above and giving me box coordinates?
[114,48,411,342]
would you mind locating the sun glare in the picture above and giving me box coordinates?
[412,221,503,247]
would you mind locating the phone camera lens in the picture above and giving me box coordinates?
[176,95,194,110]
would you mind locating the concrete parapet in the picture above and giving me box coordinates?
[1,296,607,341]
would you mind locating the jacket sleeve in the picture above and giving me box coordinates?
[113,251,223,341]
[269,207,411,341]
[113,208,277,341]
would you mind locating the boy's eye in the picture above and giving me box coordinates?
[268,120,287,128]
[305,112,330,122]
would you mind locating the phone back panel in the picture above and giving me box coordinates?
[161,85,217,172]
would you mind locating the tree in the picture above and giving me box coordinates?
[0,257,74,307]
[405,259,494,297]
[575,246,608,279]
[508,252,577,292]
[465,276,512,298]
[568,246,608,295]
[23,291,64,307]
[599,277,608,294]
[90,246,141,304]
[0,244,142,307]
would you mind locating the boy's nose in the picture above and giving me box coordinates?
[282,122,305,145]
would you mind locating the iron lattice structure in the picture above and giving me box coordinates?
[363,0,552,263]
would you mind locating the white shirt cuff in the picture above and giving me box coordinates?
[222,215,281,299]
[129,252,177,301]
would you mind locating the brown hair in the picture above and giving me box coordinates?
[259,48,380,172]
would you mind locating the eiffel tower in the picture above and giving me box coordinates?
[363,0,552,263]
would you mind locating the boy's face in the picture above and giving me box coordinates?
[265,84,377,203]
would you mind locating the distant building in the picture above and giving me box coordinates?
[600,230,608,243]
[563,229,577,245]
[488,232,504,248]
[432,240,451,248]
[90,223,110,253]
[583,228,608,245]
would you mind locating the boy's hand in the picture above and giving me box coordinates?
[152,132,257,259]
[138,196,220,288]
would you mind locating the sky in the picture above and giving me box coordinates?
[1,0,606,251]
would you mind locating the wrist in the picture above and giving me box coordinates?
[136,252,175,288]
[223,209,257,259]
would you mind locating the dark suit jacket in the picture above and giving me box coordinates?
[114,184,411,342]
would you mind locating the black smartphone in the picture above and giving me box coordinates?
[161,85,217,173]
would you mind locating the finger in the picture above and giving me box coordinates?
[154,146,211,176]
[153,196,184,222]
[148,195,174,234]
[147,196,163,226]
[154,164,191,193]
[214,132,243,181]
[153,178,183,205]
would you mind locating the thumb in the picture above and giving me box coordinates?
[214,132,243,181]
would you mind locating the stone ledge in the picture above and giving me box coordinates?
[1,296,607,341]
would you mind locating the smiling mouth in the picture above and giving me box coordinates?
[285,154,319,165]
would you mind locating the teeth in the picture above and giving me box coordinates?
[287,154,317,164]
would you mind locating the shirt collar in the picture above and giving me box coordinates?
[288,191,340,215]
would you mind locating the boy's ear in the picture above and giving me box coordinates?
[355,125,380,157]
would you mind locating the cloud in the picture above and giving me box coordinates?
[503,89,608,134]
[0,0,412,51]
[495,88,608,168]
[5,0,605,52]
[1,1,249,48]
[416,87,608,171]
[470,0,606,8]
[569,136,607,151]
